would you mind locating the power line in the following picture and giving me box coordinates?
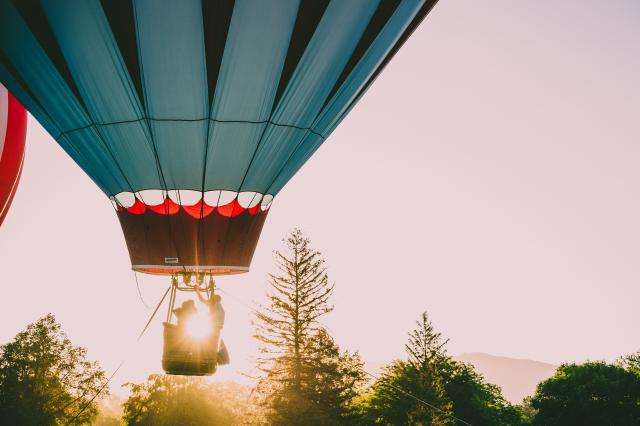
[218,286,474,426]
[361,369,473,426]
[65,282,474,426]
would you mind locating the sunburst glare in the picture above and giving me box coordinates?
[185,310,212,340]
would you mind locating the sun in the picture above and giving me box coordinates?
[185,311,213,340]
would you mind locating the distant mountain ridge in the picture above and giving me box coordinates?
[455,352,557,403]
[365,352,557,404]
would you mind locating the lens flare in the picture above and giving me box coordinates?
[185,312,212,340]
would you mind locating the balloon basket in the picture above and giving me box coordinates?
[161,273,219,376]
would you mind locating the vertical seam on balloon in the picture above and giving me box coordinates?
[199,10,217,268]
[0,50,63,144]
[99,0,145,106]
[218,121,270,265]
[132,2,187,274]
[318,0,403,115]
[267,2,437,196]
[198,104,212,264]
[235,0,330,190]
[264,131,326,197]
[271,0,331,115]
[96,0,155,273]
[11,0,90,113]
[265,1,416,195]
[334,0,438,131]
[16,56,138,205]
[199,0,235,268]
[3,2,137,198]
[220,0,327,262]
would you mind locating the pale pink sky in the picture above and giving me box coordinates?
[1,0,639,392]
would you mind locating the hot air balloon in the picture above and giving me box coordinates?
[0,0,436,374]
[0,83,27,227]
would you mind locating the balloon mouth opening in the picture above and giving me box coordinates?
[133,265,249,276]
[116,206,270,277]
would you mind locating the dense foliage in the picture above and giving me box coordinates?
[0,314,107,425]
[529,361,640,426]
[357,359,453,425]
[356,312,523,426]
[618,350,640,375]
[122,375,250,425]
[439,360,526,426]
[4,233,639,426]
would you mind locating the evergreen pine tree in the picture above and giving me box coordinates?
[406,312,450,371]
[404,312,453,425]
[253,229,365,425]
[358,312,454,425]
[254,228,334,389]
[358,311,525,425]
[303,329,366,423]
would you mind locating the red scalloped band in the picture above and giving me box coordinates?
[182,200,215,218]
[120,197,267,218]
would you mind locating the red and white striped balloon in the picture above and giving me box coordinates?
[0,83,27,227]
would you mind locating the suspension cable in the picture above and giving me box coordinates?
[64,284,172,425]
[133,271,152,310]
[67,282,474,425]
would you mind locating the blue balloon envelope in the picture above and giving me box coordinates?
[0,0,435,274]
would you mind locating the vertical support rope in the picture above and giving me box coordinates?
[166,275,178,323]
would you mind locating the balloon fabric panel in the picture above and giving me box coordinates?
[0,0,436,273]
[0,0,433,197]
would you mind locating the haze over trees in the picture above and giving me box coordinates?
[0,314,107,425]
[454,352,557,404]
[2,231,639,425]
[121,375,250,425]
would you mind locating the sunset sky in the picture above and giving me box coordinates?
[1,0,639,393]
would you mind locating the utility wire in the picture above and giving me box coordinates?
[361,369,473,426]
[64,284,172,425]
[216,287,260,314]
[217,287,474,426]
[65,283,474,426]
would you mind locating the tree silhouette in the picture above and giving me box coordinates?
[358,311,525,426]
[406,312,449,371]
[357,312,454,425]
[254,229,365,425]
[122,375,249,425]
[530,362,640,426]
[0,314,107,425]
[618,350,640,375]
